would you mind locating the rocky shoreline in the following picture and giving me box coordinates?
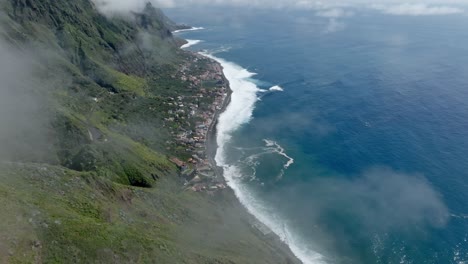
[167,34,301,261]
[204,58,302,264]
[167,52,230,193]
[172,48,302,263]
[204,60,232,184]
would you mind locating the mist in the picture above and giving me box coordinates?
[91,0,468,16]
[302,167,449,230]
[0,40,55,163]
[270,167,449,260]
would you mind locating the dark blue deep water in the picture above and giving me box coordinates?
[167,7,468,264]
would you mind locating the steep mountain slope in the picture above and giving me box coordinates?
[0,0,299,263]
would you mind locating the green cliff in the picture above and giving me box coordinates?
[0,1,299,263]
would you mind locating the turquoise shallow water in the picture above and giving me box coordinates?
[168,7,468,264]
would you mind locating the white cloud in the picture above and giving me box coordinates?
[90,0,467,17]
[324,18,347,32]
[373,3,464,15]
[314,8,353,34]
[316,8,355,18]
[91,0,176,15]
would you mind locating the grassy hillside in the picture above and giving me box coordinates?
[0,0,299,263]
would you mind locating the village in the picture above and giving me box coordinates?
[165,54,229,193]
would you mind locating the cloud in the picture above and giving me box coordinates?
[315,8,353,34]
[0,41,55,163]
[270,167,449,258]
[282,167,449,231]
[324,18,346,33]
[91,0,184,15]
[316,8,354,18]
[373,3,465,15]
[247,109,335,138]
[332,167,449,229]
[90,0,467,18]
[91,0,154,15]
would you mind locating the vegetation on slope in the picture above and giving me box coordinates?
[0,0,299,263]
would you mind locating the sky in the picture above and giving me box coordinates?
[92,0,468,16]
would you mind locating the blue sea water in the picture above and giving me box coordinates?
[167,7,468,264]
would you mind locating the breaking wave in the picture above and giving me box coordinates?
[236,139,295,182]
[263,139,294,181]
[173,26,205,33]
[180,39,202,49]
[200,51,327,264]
[269,85,284,92]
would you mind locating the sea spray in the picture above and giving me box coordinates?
[263,139,294,181]
[181,39,202,49]
[201,51,327,264]
[238,140,293,182]
[263,139,294,169]
[269,85,284,92]
[173,26,205,33]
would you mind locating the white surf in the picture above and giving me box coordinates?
[200,51,327,264]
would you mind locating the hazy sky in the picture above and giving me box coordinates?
[92,0,468,15]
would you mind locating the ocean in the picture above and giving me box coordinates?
[167,7,468,264]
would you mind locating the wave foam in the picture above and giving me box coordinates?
[263,139,294,168]
[200,51,327,264]
[181,39,202,49]
[263,139,294,180]
[173,26,205,33]
[269,85,284,92]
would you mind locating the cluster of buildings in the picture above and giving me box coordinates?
[167,56,230,192]
[170,156,227,193]
[177,54,225,88]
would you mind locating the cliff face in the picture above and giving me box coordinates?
[0,1,299,263]
[1,0,187,181]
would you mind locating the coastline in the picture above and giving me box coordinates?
[173,27,301,263]
[204,59,231,181]
[199,54,302,264]
[197,50,325,264]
